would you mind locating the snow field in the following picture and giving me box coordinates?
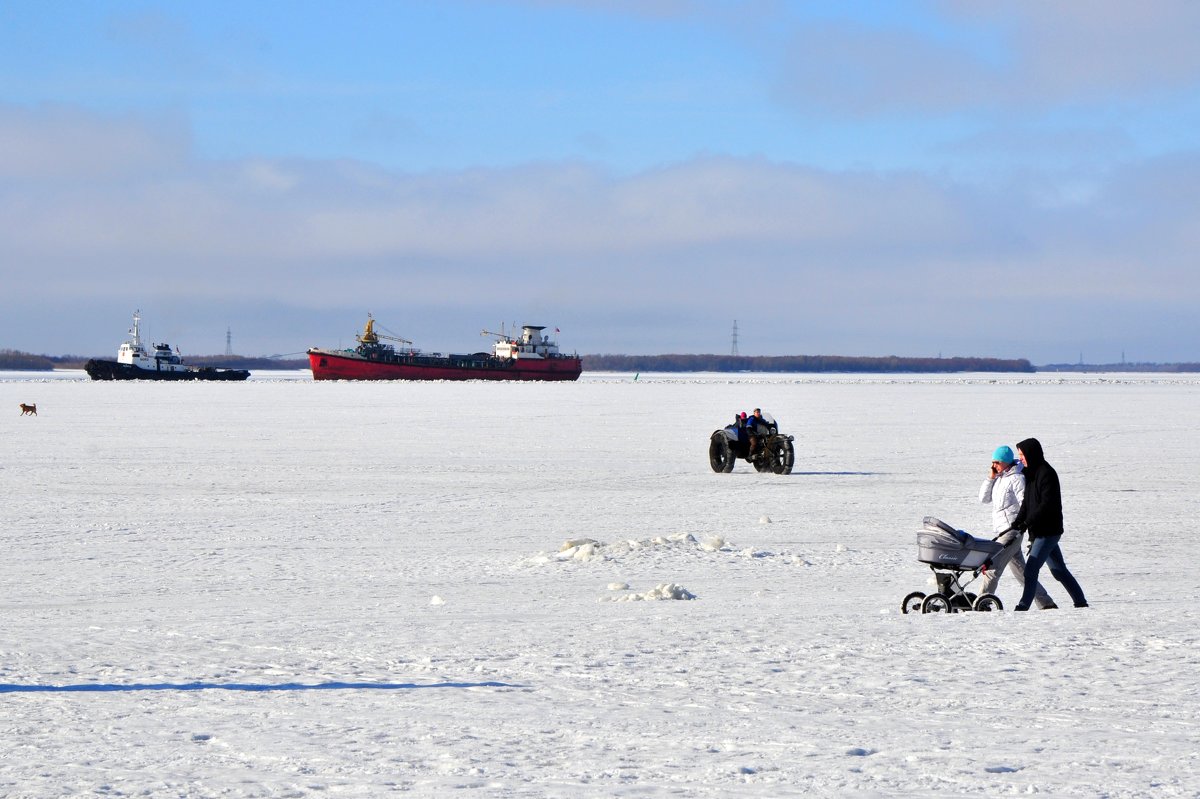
[2,372,1199,796]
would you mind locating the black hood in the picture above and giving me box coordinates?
[1017,437,1045,469]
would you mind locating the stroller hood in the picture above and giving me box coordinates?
[918,518,1002,569]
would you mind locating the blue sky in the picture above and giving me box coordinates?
[2,1,1199,361]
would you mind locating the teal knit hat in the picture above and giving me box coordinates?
[992,445,1015,464]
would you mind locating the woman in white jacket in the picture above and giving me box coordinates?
[979,445,1057,609]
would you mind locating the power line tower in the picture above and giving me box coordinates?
[731,320,739,356]
[225,327,234,356]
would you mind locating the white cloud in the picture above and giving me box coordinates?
[772,1,1200,114]
[0,105,189,180]
[1,104,1197,360]
[948,0,1200,97]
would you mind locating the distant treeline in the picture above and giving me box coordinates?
[581,353,1036,373]
[187,355,309,370]
[0,350,308,371]
[0,349,58,370]
[1038,362,1200,373]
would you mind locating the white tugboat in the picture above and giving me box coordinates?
[84,311,250,381]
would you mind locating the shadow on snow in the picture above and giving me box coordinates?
[0,680,523,694]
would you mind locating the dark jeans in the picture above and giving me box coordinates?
[1018,534,1087,609]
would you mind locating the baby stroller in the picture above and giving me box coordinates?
[902,517,1006,613]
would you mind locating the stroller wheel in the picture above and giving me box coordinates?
[973,594,1003,612]
[921,593,954,614]
[951,591,977,611]
[901,591,926,614]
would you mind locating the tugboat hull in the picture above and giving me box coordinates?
[307,349,581,381]
[84,359,250,381]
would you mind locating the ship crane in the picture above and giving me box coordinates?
[482,327,523,360]
[357,314,413,348]
[480,328,516,343]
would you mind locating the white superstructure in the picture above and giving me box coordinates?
[116,311,191,373]
[490,326,561,360]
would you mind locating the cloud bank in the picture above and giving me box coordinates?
[2,102,1197,362]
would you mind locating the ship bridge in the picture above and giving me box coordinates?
[491,325,560,360]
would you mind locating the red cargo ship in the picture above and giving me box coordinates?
[307,315,582,381]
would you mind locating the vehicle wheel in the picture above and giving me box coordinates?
[709,432,735,473]
[951,591,977,610]
[921,593,954,614]
[901,591,926,614]
[769,439,795,475]
[973,594,1003,612]
[753,454,772,472]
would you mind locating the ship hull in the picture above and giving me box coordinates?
[307,349,581,381]
[84,359,251,381]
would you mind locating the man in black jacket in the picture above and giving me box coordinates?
[1011,438,1089,610]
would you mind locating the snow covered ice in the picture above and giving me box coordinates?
[3,371,1199,797]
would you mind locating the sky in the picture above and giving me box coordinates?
[2,0,1199,362]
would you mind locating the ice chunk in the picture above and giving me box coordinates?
[560,537,601,552]
[608,582,697,602]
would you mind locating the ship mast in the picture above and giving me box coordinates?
[129,310,143,349]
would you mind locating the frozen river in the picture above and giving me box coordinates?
[3,371,1199,796]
